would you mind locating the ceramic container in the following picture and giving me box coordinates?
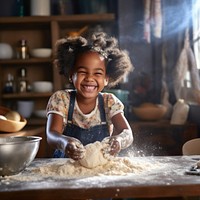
[30,48,52,58]
[17,101,34,118]
[30,0,50,16]
[133,103,167,121]
[0,106,27,132]
[0,43,13,59]
[32,81,53,93]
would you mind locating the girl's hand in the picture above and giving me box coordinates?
[102,128,133,156]
[102,136,121,156]
[108,136,121,156]
[65,137,85,160]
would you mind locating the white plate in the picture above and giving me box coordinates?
[30,48,52,58]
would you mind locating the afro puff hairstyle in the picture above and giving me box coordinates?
[55,32,134,88]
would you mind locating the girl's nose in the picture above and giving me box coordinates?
[85,73,93,80]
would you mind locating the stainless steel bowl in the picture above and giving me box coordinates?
[0,136,42,176]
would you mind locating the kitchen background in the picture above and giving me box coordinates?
[0,0,200,157]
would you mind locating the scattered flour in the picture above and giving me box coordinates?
[30,141,157,178]
[2,157,167,183]
[31,157,156,178]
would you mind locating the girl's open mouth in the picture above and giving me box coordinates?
[82,85,97,92]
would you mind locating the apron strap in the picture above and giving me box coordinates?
[98,93,107,124]
[67,90,76,124]
[67,91,107,124]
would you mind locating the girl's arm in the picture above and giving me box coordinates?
[105,112,133,155]
[46,113,66,150]
[111,112,132,136]
[46,113,85,160]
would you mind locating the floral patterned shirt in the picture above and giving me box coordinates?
[46,90,124,130]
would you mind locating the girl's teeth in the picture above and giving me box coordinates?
[84,86,95,92]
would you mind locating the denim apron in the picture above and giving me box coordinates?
[53,91,109,158]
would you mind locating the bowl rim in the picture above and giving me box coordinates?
[133,103,167,110]
[2,118,27,124]
[30,48,52,51]
[0,136,42,145]
[32,81,53,84]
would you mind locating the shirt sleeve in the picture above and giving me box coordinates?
[46,90,70,122]
[103,92,124,119]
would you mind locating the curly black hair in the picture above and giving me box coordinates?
[55,32,134,88]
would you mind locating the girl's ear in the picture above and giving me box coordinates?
[69,76,72,83]
[69,73,73,83]
[69,71,74,83]
[104,76,109,86]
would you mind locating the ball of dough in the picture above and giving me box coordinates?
[0,115,7,120]
[79,141,109,169]
[5,111,21,121]
[197,160,200,168]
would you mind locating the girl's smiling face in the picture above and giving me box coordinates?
[71,51,108,99]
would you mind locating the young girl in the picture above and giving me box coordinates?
[46,32,134,160]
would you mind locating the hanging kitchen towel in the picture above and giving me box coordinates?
[173,29,200,103]
[173,30,190,100]
[152,0,162,38]
[143,0,162,43]
[173,30,189,100]
[144,0,151,43]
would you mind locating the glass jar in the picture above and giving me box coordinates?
[16,39,29,59]
[18,67,27,93]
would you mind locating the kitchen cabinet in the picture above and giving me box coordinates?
[128,120,198,156]
[0,14,116,126]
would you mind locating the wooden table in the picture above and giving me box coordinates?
[0,156,200,200]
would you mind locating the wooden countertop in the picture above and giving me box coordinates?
[0,156,200,199]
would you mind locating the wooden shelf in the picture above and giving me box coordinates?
[0,14,115,31]
[0,58,53,65]
[0,14,115,24]
[2,92,53,99]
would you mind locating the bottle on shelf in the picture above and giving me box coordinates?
[3,73,15,94]
[16,0,25,17]
[16,39,29,59]
[18,67,28,93]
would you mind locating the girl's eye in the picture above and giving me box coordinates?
[95,72,103,76]
[78,71,86,75]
